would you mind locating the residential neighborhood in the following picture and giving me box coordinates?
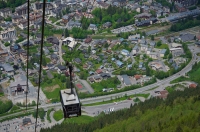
[0,0,200,131]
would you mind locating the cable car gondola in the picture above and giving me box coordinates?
[60,61,81,118]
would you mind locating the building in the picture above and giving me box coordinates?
[160,49,167,57]
[88,24,97,30]
[171,0,198,7]
[15,3,28,16]
[23,118,32,126]
[135,18,157,27]
[0,63,14,76]
[0,8,12,18]
[121,49,129,56]
[0,28,16,40]
[121,75,131,86]
[62,37,77,50]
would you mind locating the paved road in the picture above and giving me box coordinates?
[58,40,65,65]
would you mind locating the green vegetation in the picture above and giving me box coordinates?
[49,16,58,23]
[170,76,189,84]
[82,6,137,30]
[156,0,173,11]
[41,86,200,132]
[0,100,13,114]
[4,42,11,47]
[47,108,54,123]
[53,110,63,121]
[41,73,66,102]
[91,77,120,92]
[155,43,168,49]
[0,111,32,123]
[16,36,25,43]
[16,100,36,107]
[63,115,96,124]
[170,61,200,84]
[84,93,149,106]
[0,0,26,10]
[10,105,20,112]
[33,108,45,120]
[170,16,200,32]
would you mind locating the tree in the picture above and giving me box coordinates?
[151,35,154,41]
[156,41,162,47]
[42,57,47,66]
[65,28,69,38]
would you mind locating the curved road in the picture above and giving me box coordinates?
[0,48,199,120]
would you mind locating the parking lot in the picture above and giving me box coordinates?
[111,25,135,34]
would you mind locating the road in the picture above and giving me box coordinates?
[58,40,65,65]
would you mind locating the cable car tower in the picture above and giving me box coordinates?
[60,61,81,118]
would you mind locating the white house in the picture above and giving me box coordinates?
[121,49,130,56]
[149,52,158,59]
[132,45,139,55]
[141,45,148,51]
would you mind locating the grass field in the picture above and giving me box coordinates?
[63,115,96,124]
[49,16,58,23]
[41,73,66,102]
[155,44,168,49]
[170,76,189,84]
[47,108,53,123]
[53,110,63,121]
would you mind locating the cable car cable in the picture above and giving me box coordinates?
[26,0,30,112]
[34,0,46,131]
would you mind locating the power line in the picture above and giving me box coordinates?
[35,0,46,131]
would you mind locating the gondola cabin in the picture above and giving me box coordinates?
[60,88,81,118]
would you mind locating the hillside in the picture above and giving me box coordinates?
[41,86,200,132]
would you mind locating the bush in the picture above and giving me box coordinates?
[0,100,13,114]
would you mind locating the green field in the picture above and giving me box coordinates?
[49,16,58,23]
[155,44,168,49]
[53,110,63,121]
[63,115,95,124]
[47,108,53,123]
[91,77,120,92]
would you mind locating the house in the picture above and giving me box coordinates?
[0,8,12,18]
[62,37,77,50]
[100,73,111,79]
[12,15,23,24]
[146,48,152,54]
[103,22,112,28]
[47,36,59,45]
[160,49,167,57]
[0,27,16,40]
[150,62,163,71]
[171,43,182,48]
[121,49,129,56]
[62,15,70,23]
[85,37,92,43]
[57,65,66,74]
[43,47,50,55]
[52,45,59,53]
[141,45,148,51]
[74,58,81,64]
[22,40,34,47]
[134,75,142,80]
[149,41,156,48]
[139,62,143,69]
[140,39,147,45]
[10,44,21,53]
[0,63,14,76]
[132,45,139,55]
[88,24,97,30]
[179,33,195,42]
[34,38,41,44]
[50,54,58,64]
[158,90,169,99]
[89,71,95,75]
[175,3,186,12]
[96,69,103,74]
[116,60,123,67]
[93,76,102,82]
[47,63,55,69]
[89,77,95,83]
[149,52,158,59]
[189,83,197,88]
[121,75,131,86]
[67,20,81,29]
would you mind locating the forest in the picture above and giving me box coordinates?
[81,5,137,30]
[170,15,200,32]
[0,0,26,10]
[41,85,200,132]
